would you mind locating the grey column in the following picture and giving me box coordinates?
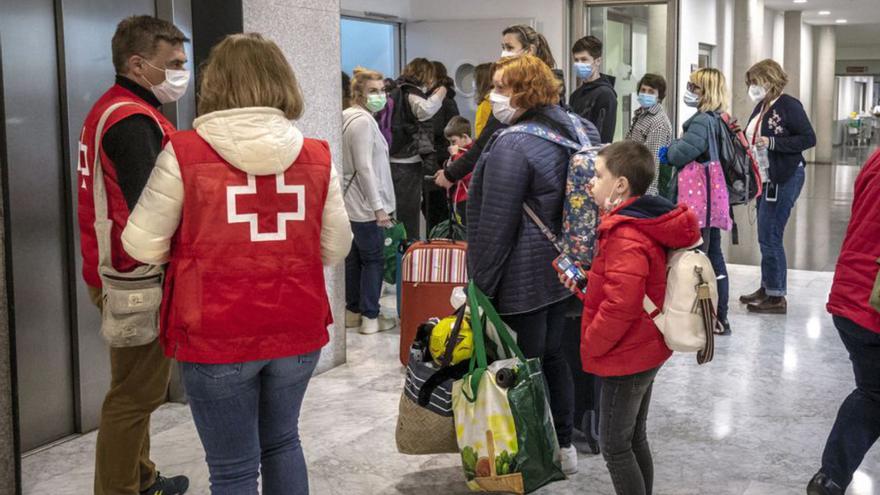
[242,0,346,373]
[0,168,17,492]
[783,11,802,100]
[813,26,836,164]
[732,0,765,121]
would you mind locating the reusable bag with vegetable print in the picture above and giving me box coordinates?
[452,283,565,494]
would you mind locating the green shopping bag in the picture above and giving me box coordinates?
[383,222,407,284]
[452,283,565,494]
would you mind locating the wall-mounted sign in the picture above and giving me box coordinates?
[846,66,868,74]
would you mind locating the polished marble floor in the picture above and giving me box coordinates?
[725,144,876,271]
[22,264,880,494]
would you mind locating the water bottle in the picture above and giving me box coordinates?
[753,145,770,182]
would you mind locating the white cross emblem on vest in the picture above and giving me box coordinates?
[227,173,305,242]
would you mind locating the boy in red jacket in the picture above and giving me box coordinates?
[561,141,700,494]
[434,116,473,223]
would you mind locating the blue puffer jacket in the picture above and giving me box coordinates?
[467,105,600,315]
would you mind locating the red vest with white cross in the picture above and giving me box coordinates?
[77,84,176,288]
[161,130,333,364]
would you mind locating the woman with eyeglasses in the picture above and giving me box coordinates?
[665,68,732,336]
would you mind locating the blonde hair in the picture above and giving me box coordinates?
[350,67,384,108]
[746,59,788,100]
[690,68,728,113]
[198,33,304,119]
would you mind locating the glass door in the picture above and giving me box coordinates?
[572,1,678,141]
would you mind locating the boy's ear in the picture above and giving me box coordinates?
[618,176,632,194]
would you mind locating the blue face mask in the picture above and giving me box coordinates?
[637,92,658,108]
[683,89,700,108]
[574,62,593,80]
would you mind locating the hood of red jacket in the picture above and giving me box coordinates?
[598,195,701,250]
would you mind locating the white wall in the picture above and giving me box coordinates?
[838,45,880,60]
[678,0,721,128]
[408,0,568,72]
[340,0,411,19]
[801,22,813,121]
[772,10,785,64]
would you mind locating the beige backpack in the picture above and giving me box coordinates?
[642,242,718,364]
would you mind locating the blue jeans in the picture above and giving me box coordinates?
[599,367,661,495]
[345,221,384,318]
[757,166,805,296]
[181,352,319,495]
[820,316,880,489]
[701,227,729,322]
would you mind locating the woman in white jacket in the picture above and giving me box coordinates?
[121,33,351,495]
[343,67,397,335]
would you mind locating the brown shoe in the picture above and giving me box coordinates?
[747,296,787,314]
[739,287,767,305]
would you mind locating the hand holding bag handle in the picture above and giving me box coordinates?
[463,282,526,403]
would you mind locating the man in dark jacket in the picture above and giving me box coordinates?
[568,36,617,143]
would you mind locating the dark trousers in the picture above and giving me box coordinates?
[819,316,880,489]
[561,302,600,434]
[502,298,575,447]
[701,227,729,322]
[599,367,661,495]
[422,184,448,235]
[390,161,423,241]
[756,166,805,297]
[345,221,384,319]
[89,286,171,495]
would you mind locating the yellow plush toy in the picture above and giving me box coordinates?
[429,314,474,366]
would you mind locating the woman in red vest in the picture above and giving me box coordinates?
[122,33,352,495]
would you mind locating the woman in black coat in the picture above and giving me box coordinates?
[738,59,816,314]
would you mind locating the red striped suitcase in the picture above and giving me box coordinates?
[398,239,468,366]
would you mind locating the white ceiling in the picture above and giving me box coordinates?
[763,0,880,25]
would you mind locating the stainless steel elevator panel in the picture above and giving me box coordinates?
[0,0,76,451]
[59,0,156,433]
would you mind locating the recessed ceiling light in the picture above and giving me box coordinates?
[793,0,807,3]
[818,10,831,15]
[835,19,848,23]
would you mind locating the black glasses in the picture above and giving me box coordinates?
[686,82,701,93]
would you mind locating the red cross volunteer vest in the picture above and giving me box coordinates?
[161,130,333,364]
[77,84,176,288]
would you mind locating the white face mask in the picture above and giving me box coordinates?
[501,49,519,58]
[749,84,768,103]
[489,91,517,124]
[142,60,190,104]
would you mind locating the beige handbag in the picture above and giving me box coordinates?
[870,258,880,313]
[92,102,164,347]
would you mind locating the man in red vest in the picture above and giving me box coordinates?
[76,16,190,495]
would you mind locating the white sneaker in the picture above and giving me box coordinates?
[359,315,397,335]
[377,315,398,331]
[345,310,362,328]
[558,444,579,476]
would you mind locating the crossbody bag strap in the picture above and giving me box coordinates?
[92,102,165,270]
[342,113,371,197]
[521,204,563,254]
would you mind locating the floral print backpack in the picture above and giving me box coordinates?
[500,113,602,267]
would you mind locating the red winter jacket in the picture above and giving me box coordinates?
[827,149,880,334]
[580,196,701,377]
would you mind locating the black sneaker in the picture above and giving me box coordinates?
[141,473,190,495]
[807,472,843,495]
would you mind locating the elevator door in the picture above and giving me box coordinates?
[0,0,76,451]
[60,0,157,434]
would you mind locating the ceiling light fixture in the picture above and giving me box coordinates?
[793,0,807,3]
[835,19,848,23]
[818,10,831,15]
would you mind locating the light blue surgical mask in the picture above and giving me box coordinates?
[574,62,593,80]
[637,92,658,108]
[683,89,700,108]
